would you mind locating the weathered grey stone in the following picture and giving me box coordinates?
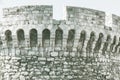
[47,58,54,61]
[20,75,25,80]
[51,52,58,57]
[0,5,120,80]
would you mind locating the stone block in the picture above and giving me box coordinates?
[51,52,58,57]
[64,52,69,57]
[40,61,46,65]
[47,58,54,61]
[70,52,76,57]
[20,75,25,80]
[38,57,46,61]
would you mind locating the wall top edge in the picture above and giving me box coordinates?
[3,5,53,10]
[66,6,105,13]
[1,5,120,22]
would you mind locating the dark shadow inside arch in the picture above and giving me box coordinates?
[77,30,86,53]
[0,37,2,46]
[17,29,25,45]
[110,36,116,52]
[94,33,103,53]
[5,30,12,50]
[67,29,75,51]
[30,29,38,47]
[86,32,95,54]
[114,37,120,53]
[42,29,50,47]
[5,30,12,42]
[55,28,63,47]
[102,35,111,55]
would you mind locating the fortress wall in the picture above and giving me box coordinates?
[66,6,105,29]
[2,5,53,35]
[0,5,120,80]
[66,7,120,38]
[1,5,53,48]
[66,7,109,55]
[0,6,120,56]
[112,14,120,34]
[0,52,119,80]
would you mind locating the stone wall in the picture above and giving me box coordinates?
[0,51,120,80]
[0,5,120,80]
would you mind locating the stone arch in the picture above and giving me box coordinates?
[110,36,116,52]
[114,37,120,53]
[42,29,50,47]
[5,30,13,50]
[17,29,25,45]
[94,33,104,52]
[0,37,2,46]
[5,30,12,43]
[30,29,38,47]
[55,28,63,47]
[67,29,75,51]
[77,30,86,53]
[79,30,86,42]
[86,31,95,54]
[102,35,111,55]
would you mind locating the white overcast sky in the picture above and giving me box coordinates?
[0,0,120,20]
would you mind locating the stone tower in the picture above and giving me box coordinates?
[0,5,120,80]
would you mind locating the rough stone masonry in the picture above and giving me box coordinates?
[0,5,120,80]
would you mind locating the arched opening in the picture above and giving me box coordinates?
[17,29,25,45]
[77,30,86,53]
[5,30,12,49]
[114,37,120,53]
[102,35,111,55]
[0,37,3,48]
[110,36,116,52]
[42,29,50,47]
[67,29,75,51]
[94,33,103,52]
[30,29,38,47]
[86,32,95,53]
[5,30,12,43]
[55,28,63,47]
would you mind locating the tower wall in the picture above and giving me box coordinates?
[0,5,120,80]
